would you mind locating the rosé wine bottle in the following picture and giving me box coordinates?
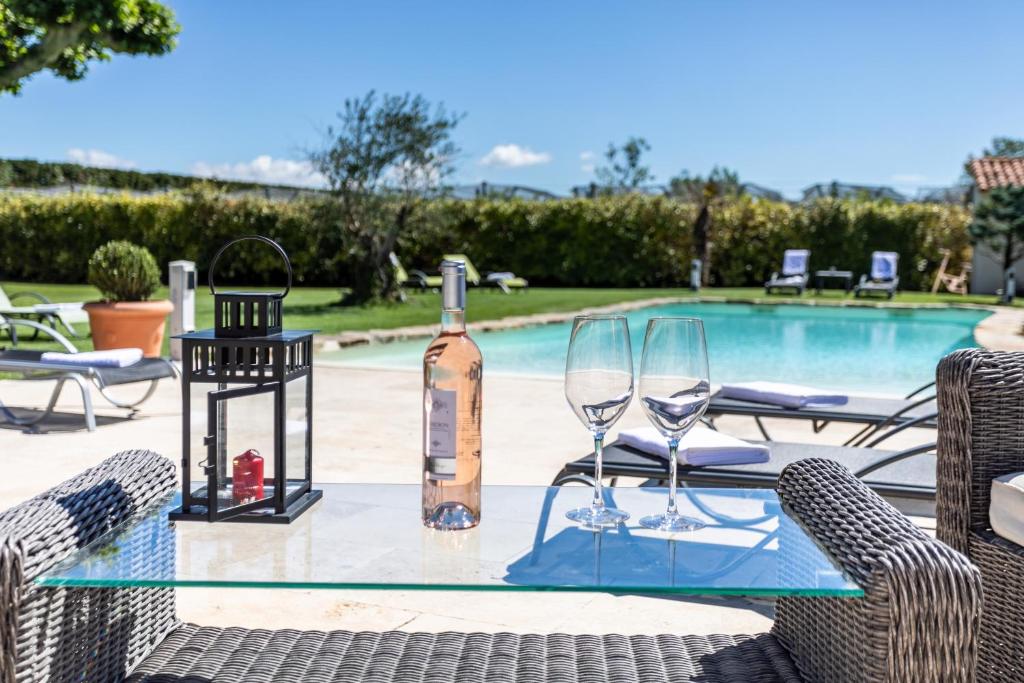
[422,260,482,530]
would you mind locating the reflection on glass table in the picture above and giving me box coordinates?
[38,484,862,598]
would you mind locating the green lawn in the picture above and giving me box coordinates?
[1,281,1013,354]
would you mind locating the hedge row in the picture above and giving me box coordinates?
[0,192,970,291]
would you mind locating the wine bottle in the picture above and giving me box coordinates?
[422,260,482,530]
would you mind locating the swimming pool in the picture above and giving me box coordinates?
[323,303,990,395]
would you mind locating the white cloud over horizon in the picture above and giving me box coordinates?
[67,148,137,170]
[191,155,324,187]
[480,144,552,168]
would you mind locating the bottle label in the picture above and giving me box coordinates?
[426,388,457,480]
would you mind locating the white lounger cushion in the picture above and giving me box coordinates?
[719,381,848,409]
[781,249,810,276]
[871,251,899,281]
[991,472,1024,548]
[618,425,770,467]
[41,348,143,368]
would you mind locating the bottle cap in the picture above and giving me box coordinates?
[441,260,466,310]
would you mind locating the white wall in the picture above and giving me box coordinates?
[971,242,1024,294]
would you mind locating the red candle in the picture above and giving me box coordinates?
[232,449,264,504]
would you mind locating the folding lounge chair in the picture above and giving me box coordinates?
[441,254,483,286]
[0,316,177,432]
[706,379,936,446]
[388,252,428,292]
[764,249,810,295]
[554,418,938,514]
[0,282,88,338]
[485,271,529,294]
[854,251,900,298]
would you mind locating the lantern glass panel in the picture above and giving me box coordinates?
[211,385,278,516]
[285,375,310,486]
[188,382,211,496]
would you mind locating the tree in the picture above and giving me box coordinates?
[667,166,744,286]
[970,185,1024,275]
[0,0,179,95]
[595,136,652,190]
[309,91,462,303]
[983,137,1024,157]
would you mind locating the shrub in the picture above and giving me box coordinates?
[0,191,971,291]
[87,241,162,301]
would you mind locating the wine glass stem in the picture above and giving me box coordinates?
[592,433,606,512]
[667,438,680,516]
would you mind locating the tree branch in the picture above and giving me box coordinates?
[0,21,91,90]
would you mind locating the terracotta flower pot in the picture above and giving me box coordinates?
[83,300,174,357]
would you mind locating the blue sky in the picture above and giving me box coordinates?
[2,1,1022,198]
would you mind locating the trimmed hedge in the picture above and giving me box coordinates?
[0,192,970,291]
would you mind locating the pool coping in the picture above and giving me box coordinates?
[317,296,1024,353]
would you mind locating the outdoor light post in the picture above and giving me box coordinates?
[169,236,320,524]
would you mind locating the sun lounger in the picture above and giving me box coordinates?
[554,436,937,513]
[0,316,176,432]
[854,251,900,298]
[389,252,428,292]
[485,271,529,293]
[0,283,88,337]
[764,249,810,295]
[707,380,936,446]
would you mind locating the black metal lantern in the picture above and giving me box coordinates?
[169,235,321,524]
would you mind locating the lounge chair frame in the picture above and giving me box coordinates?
[0,316,177,432]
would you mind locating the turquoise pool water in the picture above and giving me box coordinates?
[324,303,990,395]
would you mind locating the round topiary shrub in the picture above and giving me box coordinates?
[88,240,161,302]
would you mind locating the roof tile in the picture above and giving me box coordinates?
[969,157,1024,191]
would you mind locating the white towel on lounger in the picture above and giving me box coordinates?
[719,381,848,409]
[41,348,143,368]
[618,425,770,466]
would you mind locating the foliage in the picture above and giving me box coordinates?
[308,91,462,303]
[1,0,179,95]
[0,192,970,292]
[970,186,1024,271]
[0,157,317,193]
[668,167,743,203]
[87,239,161,301]
[595,137,653,190]
[983,137,1024,158]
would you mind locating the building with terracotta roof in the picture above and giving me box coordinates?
[968,156,1024,294]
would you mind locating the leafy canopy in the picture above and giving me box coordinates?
[983,137,1024,158]
[595,136,653,190]
[309,91,463,303]
[668,166,744,203]
[970,185,1024,271]
[0,0,179,94]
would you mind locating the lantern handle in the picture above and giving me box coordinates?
[208,235,292,298]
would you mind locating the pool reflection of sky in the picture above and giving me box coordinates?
[325,303,990,396]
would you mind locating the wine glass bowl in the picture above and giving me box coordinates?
[564,315,634,528]
[637,318,711,532]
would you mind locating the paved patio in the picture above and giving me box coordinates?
[0,363,935,635]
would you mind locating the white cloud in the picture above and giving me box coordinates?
[479,144,552,168]
[67,148,136,169]
[191,155,324,187]
[890,173,927,184]
[580,150,596,174]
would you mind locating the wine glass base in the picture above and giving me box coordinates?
[639,512,705,532]
[566,506,629,529]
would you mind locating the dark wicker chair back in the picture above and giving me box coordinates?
[937,348,1024,681]
[0,450,176,683]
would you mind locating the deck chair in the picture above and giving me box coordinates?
[0,315,177,432]
[388,252,428,292]
[764,249,810,295]
[0,282,88,338]
[854,251,900,298]
[705,379,937,446]
[485,271,529,293]
[930,249,971,295]
[441,254,483,286]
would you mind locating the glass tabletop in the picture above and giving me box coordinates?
[38,484,862,597]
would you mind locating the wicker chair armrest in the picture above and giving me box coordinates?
[774,458,981,683]
[0,450,178,683]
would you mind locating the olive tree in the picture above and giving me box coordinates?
[595,136,653,190]
[0,0,179,95]
[970,185,1024,274]
[309,91,462,303]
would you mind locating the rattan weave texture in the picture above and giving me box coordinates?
[937,348,1024,681]
[127,626,802,683]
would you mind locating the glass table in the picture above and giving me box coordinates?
[38,484,862,598]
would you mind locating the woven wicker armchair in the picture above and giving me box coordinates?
[937,348,1024,681]
[0,450,979,682]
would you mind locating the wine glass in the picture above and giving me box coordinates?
[637,317,711,532]
[564,315,634,528]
